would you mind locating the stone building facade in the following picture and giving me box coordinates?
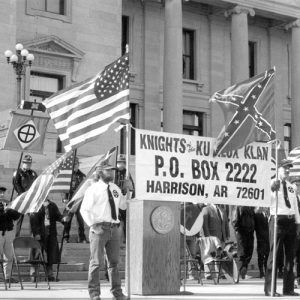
[0,0,299,192]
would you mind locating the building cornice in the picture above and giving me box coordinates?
[222,0,300,19]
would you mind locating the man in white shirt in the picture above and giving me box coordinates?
[264,159,300,297]
[80,161,127,300]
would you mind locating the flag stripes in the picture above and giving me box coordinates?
[9,152,71,214]
[67,146,117,213]
[44,54,130,152]
[288,146,300,179]
[210,68,276,156]
[50,153,75,193]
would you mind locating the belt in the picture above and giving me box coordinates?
[276,214,295,220]
[97,222,119,228]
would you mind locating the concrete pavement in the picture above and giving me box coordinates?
[1,278,300,300]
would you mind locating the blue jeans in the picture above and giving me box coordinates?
[88,224,123,299]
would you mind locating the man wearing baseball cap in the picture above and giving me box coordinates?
[80,161,128,300]
[264,159,300,296]
[12,154,38,237]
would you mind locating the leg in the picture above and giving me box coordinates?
[64,212,74,242]
[15,215,24,238]
[88,228,108,299]
[2,231,14,280]
[105,226,123,297]
[264,216,283,295]
[75,207,86,242]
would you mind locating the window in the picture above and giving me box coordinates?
[284,123,291,154]
[122,16,129,55]
[183,110,204,136]
[183,29,195,80]
[26,0,71,22]
[120,103,137,155]
[30,72,65,153]
[249,41,257,78]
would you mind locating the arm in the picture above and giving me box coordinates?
[231,206,240,232]
[13,170,25,195]
[201,208,210,237]
[5,208,21,220]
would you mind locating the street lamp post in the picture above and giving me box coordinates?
[4,43,34,105]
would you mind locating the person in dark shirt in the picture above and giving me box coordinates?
[30,198,66,281]
[12,154,37,237]
[254,207,270,278]
[63,157,87,243]
[0,186,20,283]
[232,205,255,280]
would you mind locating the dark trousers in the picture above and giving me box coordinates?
[264,216,297,294]
[235,230,254,270]
[257,238,269,274]
[15,215,24,237]
[64,207,86,241]
[295,238,300,279]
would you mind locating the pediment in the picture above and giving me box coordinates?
[23,35,84,59]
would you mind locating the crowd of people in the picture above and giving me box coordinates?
[183,158,300,297]
[1,153,300,299]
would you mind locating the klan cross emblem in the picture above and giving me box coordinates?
[13,120,40,149]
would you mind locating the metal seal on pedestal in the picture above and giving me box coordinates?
[150,206,174,234]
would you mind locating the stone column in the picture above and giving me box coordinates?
[163,0,183,134]
[225,6,255,84]
[285,19,300,148]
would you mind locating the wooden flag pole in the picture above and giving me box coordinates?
[10,107,35,202]
[125,122,131,299]
[56,149,77,281]
[271,139,280,296]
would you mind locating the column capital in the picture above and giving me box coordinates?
[285,19,300,31]
[224,5,255,18]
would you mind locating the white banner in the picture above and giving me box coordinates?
[135,129,272,207]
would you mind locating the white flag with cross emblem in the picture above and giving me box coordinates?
[1,111,49,154]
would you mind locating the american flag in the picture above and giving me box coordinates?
[9,151,72,214]
[287,146,300,179]
[44,53,130,152]
[67,146,117,213]
[49,152,74,193]
[210,68,276,156]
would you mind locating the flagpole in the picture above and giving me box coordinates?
[271,139,280,296]
[57,149,77,281]
[125,122,131,299]
[183,201,187,291]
